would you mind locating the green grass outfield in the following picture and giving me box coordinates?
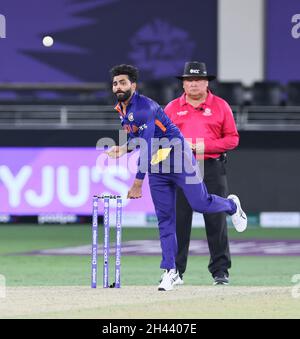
[0,225,300,319]
[0,225,299,287]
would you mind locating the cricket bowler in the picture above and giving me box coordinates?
[106,64,247,291]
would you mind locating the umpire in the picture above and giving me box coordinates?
[164,61,239,285]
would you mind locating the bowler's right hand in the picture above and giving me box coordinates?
[105,146,126,158]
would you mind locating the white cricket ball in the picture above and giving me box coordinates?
[42,36,54,47]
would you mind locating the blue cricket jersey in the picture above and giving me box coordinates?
[114,92,184,179]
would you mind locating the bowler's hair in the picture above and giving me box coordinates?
[110,64,139,83]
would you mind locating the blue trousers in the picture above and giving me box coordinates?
[148,148,236,270]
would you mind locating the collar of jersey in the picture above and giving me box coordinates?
[114,91,138,117]
[179,90,213,109]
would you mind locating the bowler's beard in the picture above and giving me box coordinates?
[115,89,132,102]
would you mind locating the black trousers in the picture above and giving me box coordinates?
[175,158,231,277]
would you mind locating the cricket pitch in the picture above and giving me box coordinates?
[0,286,299,319]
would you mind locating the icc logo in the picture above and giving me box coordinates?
[0,14,6,38]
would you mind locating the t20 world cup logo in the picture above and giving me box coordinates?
[128,19,195,79]
[0,14,6,38]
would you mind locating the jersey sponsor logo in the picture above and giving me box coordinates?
[123,124,131,133]
[176,110,188,116]
[202,108,212,116]
[123,124,140,134]
[131,125,139,133]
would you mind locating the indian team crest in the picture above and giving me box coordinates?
[128,112,134,121]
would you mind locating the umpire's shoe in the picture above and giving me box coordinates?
[213,273,229,286]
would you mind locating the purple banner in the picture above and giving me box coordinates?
[266,0,300,83]
[0,147,155,215]
[0,0,217,82]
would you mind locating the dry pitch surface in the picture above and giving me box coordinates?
[0,286,299,319]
